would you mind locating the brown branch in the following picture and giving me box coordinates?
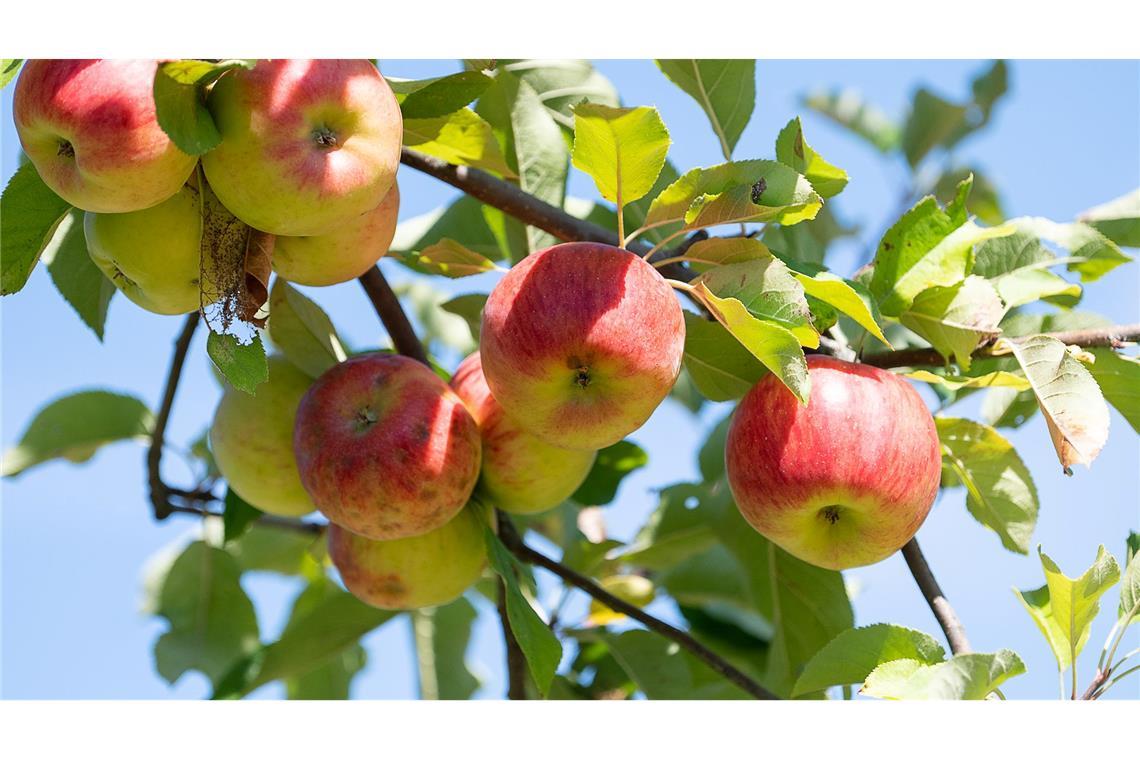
[357,265,429,365]
[862,323,1140,369]
[399,148,694,283]
[165,502,326,535]
[901,538,972,655]
[148,312,200,521]
[496,577,529,699]
[497,518,779,700]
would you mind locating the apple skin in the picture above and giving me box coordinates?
[84,181,211,315]
[293,353,481,540]
[273,182,399,287]
[328,502,491,610]
[725,355,942,570]
[202,59,402,236]
[211,356,316,518]
[14,59,196,213]
[451,351,596,514]
[480,242,685,451]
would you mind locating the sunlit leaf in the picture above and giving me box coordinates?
[862,650,1025,700]
[656,60,755,157]
[571,104,670,207]
[792,624,946,697]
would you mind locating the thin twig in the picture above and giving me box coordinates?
[147,312,200,521]
[357,265,429,365]
[497,518,779,700]
[901,538,972,655]
[496,577,529,700]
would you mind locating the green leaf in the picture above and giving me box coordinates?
[484,526,562,696]
[1004,335,1110,472]
[571,104,670,207]
[1078,189,1140,247]
[936,417,1039,554]
[391,195,504,261]
[1120,532,1140,624]
[775,117,848,198]
[1016,546,1121,673]
[0,59,22,89]
[803,89,900,152]
[679,237,773,273]
[41,208,115,339]
[153,542,260,686]
[792,624,946,697]
[655,59,755,157]
[698,413,732,482]
[286,635,366,700]
[645,159,822,231]
[934,167,1004,225]
[571,440,649,506]
[393,281,473,355]
[793,271,889,347]
[762,204,859,267]
[1,162,72,295]
[412,597,482,700]
[625,160,682,245]
[222,487,263,544]
[207,331,268,396]
[154,60,254,155]
[403,108,516,178]
[501,58,620,121]
[390,71,493,119]
[214,584,396,698]
[1012,217,1132,282]
[870,194,1012,316]
[906,369,1030,391]
[440,293,487,343]
[392,238,499,278]
[266,280,346,377]
[901,88,969,167]
[583,628,749,699]
[228,522,322,576]
[694,283,811,404]
[899,276,1005,370]
[862,650,1025,700]
[1087,348,1140,435]
[975,231,1082,310]
[681,312,766,401]
[696,257,819,348]
[620,484,720,572]
[2,390,153,477]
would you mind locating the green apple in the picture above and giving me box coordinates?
[211,355,316,518]
[328,502,490,610]
[202,59,402,236]
[451,351,596,514]
[84,182,211,315]
[273,182,399,287]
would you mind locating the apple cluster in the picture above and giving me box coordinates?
[15,59,945,610]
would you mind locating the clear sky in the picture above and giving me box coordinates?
[1,60,1137,700]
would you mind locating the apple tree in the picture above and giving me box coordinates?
[1,58,1138,700]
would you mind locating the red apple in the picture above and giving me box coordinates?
[273,182,399,287]
[13,59,197,213]
[725,356,941,570]
[202,59,401,236]
[451,351,596,514]
[480,242,685,450]
[293,354,481,540]
[328,502,490,610]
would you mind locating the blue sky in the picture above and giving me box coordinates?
[1,60,1137,700]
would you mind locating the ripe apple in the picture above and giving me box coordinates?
[211,356,317,517]
[273,182,400,287]
[202,59,402,236]
[293,353,481,540]
[451,351,596,514]
[84,181,213,315]
[14,59,196,213]
[725,355,942,570]
[480,242,685,451]
[328,501,491,610]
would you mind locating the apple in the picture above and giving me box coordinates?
[13,59,196,213]
[328,501,490,610]
[273,182,400,287]
[451,351,596,514]
[725,355,942,570]
[84,181,213,315]
[202,59,402,236]
[210,356,317,518]
[293,353,481,540]
[479,242,685,451]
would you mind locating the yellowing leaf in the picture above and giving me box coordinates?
[403,108,516,178]
[392,239,500,278]
[905,370,1030,390]
[587,575,655,626]
[677,236,773,273]
[899,276,1004,370]
[571,104,670,207]
[794,271,889,347]
[696,258,819,348]
[775,117,848,198]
